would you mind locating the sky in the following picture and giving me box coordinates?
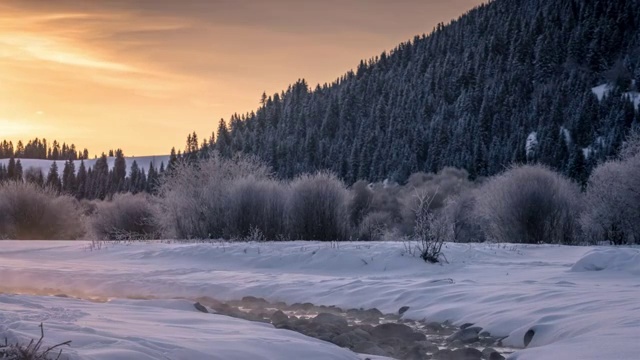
[0,0,483,156]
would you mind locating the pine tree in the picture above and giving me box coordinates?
[46,161,62,192]
[76,160,87,199]
[7,157,16,180]
[62,160,76,194]
[14,159,23,182]
[129,160,140,193]
[112,149,127,193]
[93,154,109,200]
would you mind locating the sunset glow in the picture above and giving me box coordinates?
[0,0,482,156]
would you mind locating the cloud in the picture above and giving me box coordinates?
[0,0,484,155]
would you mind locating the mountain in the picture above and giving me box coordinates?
[213,0,640,184]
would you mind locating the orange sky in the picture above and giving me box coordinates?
[0,0,483,156]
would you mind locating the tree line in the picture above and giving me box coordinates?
[0,150,167,200]
[0,138,89,161]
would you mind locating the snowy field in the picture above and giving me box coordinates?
[1,241,639,360]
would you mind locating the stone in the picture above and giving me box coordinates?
[447,327,481,344]
[241,296,269,307]
[488,352,505,360]
[318,305,343,314]
[273,301,288,308]
[371,323,422,340]
[312,313,349,328]
[399,306,410,315]
[193,302,209,313]
[460,323,475,329]
[275,323,295,331]
[425,321,444,332]
[351,328,373,340]
[378,336,406,349]
[524,329,535,347]
[481,348,496,359]
[290,302,315,311]
[360,308,384,323]
[433,349,453,360]
[330,333,354,348]
[270,310,289,326]
[357,324,375,335]
[402,345,430,360]
[449,340,464,348]
[353,341,390,357]
[450,348,483,360]
[416,341,440,354]
[330,329,370,348]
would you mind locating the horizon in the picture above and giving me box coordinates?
[0,0,483,156]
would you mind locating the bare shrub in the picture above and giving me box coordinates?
[157,152,271,239]
[581,148,640,245]
[287,172,351,241]
[408,189,453,263]
[0,182,84,240]
[474,165,583,244]
[91,193,161,240]
[1,323,71,360]
[225,177,288,240]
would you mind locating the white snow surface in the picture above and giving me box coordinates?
[592,83,640,108]
[0,155,170,176]
[1,241,639,360]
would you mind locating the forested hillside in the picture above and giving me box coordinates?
[212,0,640,184]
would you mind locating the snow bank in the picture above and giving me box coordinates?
[1,241,639,360]
[0,295,359,360]
[570,247,640,274]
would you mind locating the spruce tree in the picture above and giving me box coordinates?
[46,161,62,192]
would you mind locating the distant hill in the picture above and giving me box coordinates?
[211,0,640,184]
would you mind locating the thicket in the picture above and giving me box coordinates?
[581,133,640,245]
[90,193,161,240]
[4,135,640,246]
[473,165,583,244]
[0,182,84,240]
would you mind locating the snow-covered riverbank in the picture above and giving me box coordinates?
[1,241,638,359]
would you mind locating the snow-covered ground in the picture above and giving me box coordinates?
[1,241,639,360]
[0,155,170,176]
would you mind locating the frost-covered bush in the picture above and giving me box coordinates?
[157,152,271,239]
[474,165,583,244]
[348,180,373,227]
[357,211,395,240]
[225,177,288,240]
[0,182,84,240]
[91,193,161,240]
[444,190,486,243]
[581,135,640,245]
[351,168,472,237]
[287,172,351,241]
